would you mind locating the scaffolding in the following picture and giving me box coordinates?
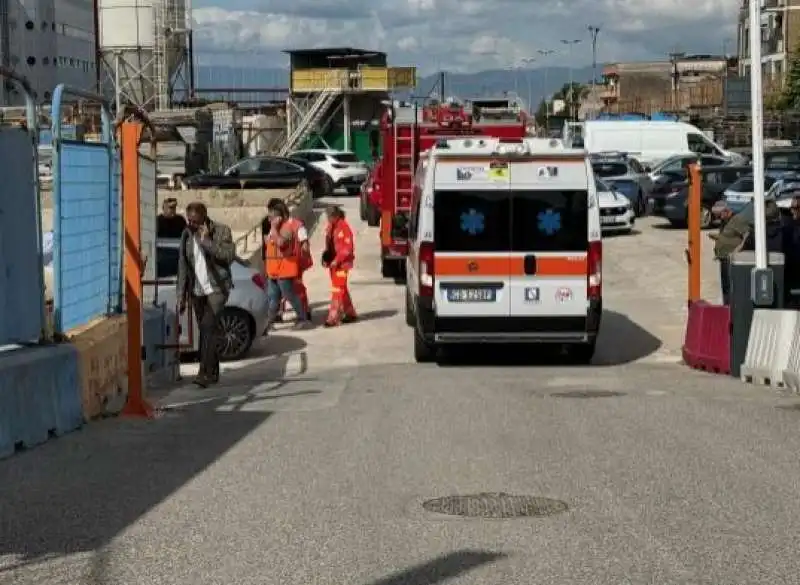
[101,0,194,112]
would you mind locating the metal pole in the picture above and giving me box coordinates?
[114,52,121,114]
[538,49,554,128]
[588,26,600,88]
[561,40,581,120]
[748,0,768,277]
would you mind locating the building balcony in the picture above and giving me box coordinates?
[597,84,619,100]
[290,67,417,93]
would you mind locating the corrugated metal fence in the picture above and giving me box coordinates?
[0,100,46,344]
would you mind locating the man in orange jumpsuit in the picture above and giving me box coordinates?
[321,205,357,327]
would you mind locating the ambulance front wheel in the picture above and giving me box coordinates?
[413,329,437,363]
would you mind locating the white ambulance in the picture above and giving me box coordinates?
[404,137,603,363]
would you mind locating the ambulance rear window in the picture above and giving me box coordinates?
[434,190,510,252]
[511,190,588,252]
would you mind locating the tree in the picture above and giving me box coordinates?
[777,49,800,110]
[533,82,587,127]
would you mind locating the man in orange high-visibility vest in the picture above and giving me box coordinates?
[263,199,312,322]
[262,198,311,329]
[321,205,357,327]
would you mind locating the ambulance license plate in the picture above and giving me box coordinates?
[446,288,495,302]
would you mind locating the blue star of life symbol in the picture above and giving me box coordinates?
[460,208,484,235]
[537,209,561,235]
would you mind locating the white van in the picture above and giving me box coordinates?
[405,137,602,363]
[564,121,743,167]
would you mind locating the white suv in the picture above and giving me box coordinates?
[289,149,367,195]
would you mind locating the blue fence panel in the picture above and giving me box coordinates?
[110,149,122,311]
[51,84,117,333]
[0,128,45,345]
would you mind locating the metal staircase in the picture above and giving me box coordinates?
[279,89,341,156]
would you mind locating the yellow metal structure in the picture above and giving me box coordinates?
[290,67,416,93]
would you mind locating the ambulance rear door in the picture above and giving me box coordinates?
[431,159,511,319]
[507,157,590,320]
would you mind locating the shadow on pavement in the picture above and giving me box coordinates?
[366,550,507,585]
[356,309,398,322]
[0,353,298,569]
[603,228,642,238]
[438,310,661,367]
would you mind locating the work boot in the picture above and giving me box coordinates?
[342,314,358,324]
[192,373,212,388]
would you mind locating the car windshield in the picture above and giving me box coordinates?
[594,177,611,192]
[592,162,628,177]
[332,153,359,163]
[727,176,776,193]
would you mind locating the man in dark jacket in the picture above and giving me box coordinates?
[710,203,750,304]
[742,199,784,253]
[784,195,800,307]
[176,202,235,387]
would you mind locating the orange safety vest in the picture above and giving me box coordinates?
[264,219,300,279]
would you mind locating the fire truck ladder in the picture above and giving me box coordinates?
[394,113,416,212]
[278,89,341,156]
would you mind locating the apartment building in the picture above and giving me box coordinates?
[737,0,800,84]
[0,0,97,105]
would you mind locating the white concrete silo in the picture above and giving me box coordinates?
[99,0,191,110]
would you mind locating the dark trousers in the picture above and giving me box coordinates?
[191,292,226,379]
[719,257,731,305]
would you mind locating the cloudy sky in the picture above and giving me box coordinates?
[190,0,742,74]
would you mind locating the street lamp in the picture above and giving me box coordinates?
[519,57,536,112]
[587,25,600,88]
[538,49,555,127]
[561,39,581,119]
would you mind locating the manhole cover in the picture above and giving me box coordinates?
[421,493,567,518]
[550,390,625,398]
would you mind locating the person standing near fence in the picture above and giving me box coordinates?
[177,202,235,388]
[157,197,187,238]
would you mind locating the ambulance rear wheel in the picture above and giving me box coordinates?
[405,288,414,326]
[567,339,596,364]
[414,329,436,363]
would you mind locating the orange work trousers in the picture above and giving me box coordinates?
[326,268,357,325]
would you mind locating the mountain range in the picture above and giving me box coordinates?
[193,65,599,108]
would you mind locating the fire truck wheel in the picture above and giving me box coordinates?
[381,257,396,278]
[366,203,380,227]
[405,288,415,326]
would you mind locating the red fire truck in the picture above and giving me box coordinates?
[373,98,528,278]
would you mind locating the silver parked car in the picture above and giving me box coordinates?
[149,239,270,361]
[591,151,653,217]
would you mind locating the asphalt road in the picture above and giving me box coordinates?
[2,198,800,584]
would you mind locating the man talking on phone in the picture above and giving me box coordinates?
[176,202,235,387]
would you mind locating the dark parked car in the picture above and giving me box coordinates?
[661,165,751,228]
[182,156,330,196]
